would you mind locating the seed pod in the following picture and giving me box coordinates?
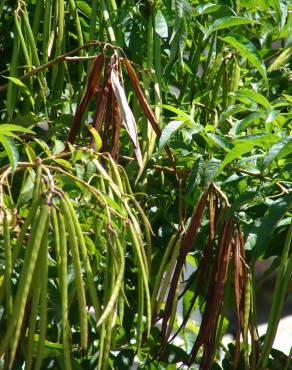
[63,195,101,320]
[3,209,12,317]
[25,266,41,370]
[243,273,251,369]
[60,197,88,351]
[1,204,49,368]
[57,211,72,369]
[33,221,49,370]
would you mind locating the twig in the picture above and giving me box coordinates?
[0,41,104,92]
[211,182,231,207]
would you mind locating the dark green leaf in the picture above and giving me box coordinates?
[251,194,292,261]
[263,136,292,168]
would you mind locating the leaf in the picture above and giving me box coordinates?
[159,120,185,149]
[4,77,34,108]
[153,343,189,364]
[251,193,292,261]
[52,139,65,155]
[76,1,92,17]
[161,104,193,122]
[175,0,192,17]
[0,135,19,173]
[155,10,168,39]
[196,3,232,15]
[111,69,142,168]
[87,126,102,151]
[207,16,257,35]
[216,142,255,176]
[263,136,292,168]
[222,34,267,80]
[230,112,266,135]
[235,89,271,108]
[202,158,221,185]
[205,133,233,151]
[4,76,29,89]
[268,47,292,72]
[0,124,35,135]
[114,349,135,369]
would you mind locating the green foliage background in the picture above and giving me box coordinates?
[0,0,291,369]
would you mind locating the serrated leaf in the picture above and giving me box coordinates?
[263,136,292,168]
[155,10,168,39]
[0,135,19,173]
[207,16,257,36]
[159,120,185,149]
[222,34,267,80]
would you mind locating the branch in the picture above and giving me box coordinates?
[0,41,104,92]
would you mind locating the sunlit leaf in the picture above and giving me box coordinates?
[87,126,102,151]
[216,142,255,176]
[159,120,185,149]
[222,34,267,80]
[263,136,292,168]
[207,16,257,36]
[155,10,168,39]
[0,135,19,173]
[268,47,292,72]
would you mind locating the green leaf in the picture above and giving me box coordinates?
[4,76,29,89]
[155,10,168,39]
[161,105,193,122]
[207,16,257,35]
[205,133,233,151]
[216,142,255,176]
[87,126,102,152]
[152,343,189,364]
[196,3,232,15]
[0,124,35,135]
[263,136,292,168]
[114,349,135,369]
[0,135,19,173]
[251,194,292,261]
[159,120,185,149]
[230,112,266,135]
[235,89,271,108]
[202,158,221,185]
[76,1,92,17]
[52,139,65,155]
[268,47,292,72]
[4,77,34,107]
[222,34,267,80]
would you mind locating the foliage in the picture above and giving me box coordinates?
[0,0,292,369]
